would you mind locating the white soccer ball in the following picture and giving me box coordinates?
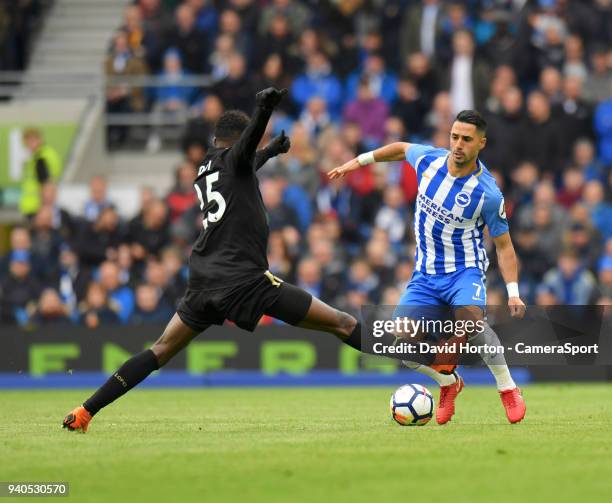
[390,384,434,426]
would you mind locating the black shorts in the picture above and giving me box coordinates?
[177,271,312,333]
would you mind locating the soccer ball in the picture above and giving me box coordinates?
[390,384,434,426]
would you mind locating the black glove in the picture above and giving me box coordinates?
[256,87,288,109]
[266,130,291,156]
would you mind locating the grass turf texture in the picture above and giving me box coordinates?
[1,384,611,503]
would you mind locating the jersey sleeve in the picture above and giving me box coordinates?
[405,144,447,169]
[227,105,273,175]
[482,189,509,237]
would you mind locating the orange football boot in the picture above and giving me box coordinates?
[62,406,92,433]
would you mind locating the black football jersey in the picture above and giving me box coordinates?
[188,106,274,290]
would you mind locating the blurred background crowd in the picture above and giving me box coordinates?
[1,0,611,328]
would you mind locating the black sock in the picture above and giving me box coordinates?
[343,322,402,355]
[343,322,363,350]
[83,349,159,416]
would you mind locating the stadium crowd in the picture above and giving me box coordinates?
[1,0,612,327]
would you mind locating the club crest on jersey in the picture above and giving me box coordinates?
[455,191,471,207]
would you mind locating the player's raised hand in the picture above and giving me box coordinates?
[508,296,526,318]
[267,129,291,155]
[256,87,288,109]
[328,158,361,180]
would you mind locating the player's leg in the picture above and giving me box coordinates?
[450,268,525,423]
[264,282,398,350]
[63,314,203,432]
[396,272,459,386]
[395,271,465,424]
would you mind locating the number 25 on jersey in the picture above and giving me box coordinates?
[194,170,226,230]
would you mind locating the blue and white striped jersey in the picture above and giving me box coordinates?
[406,144,509,275]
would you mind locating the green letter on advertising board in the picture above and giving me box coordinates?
[29,344,80,376]
[261,342,316,374]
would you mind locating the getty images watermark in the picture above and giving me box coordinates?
[359,305,611,365]
[371,316,599,357]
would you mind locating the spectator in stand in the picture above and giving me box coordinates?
[159,247,188,307]
[0,226,45,278]
[73,207,125,268]
[258,0,311,39]
[19,127,62,217]
[153,49,196,116]
[374,186,410,253]
[83,175,113,222]
[563,222,602,272]
[137,0,170,41]
[218,8,250,59]
[105,29,148,148]
[593,90,612,166]
[402,52,439,113]
[572,138,608,183]
[260,178,300,233]
[582,180,612,240]
[130,283,173,324]
[0,250,42,326]
[129,198,171,257]
[345,53,397,104]
[40,183,74,240]
[399,0,443,63]
[295,257,322,299]
[98,261,135,324]
[182,93,224,150]
[391,78,428,138]
[185,0,218,36]
[253,53,295,115]
[483,86,525,173]
[166,162,197,223]
[255,15,294,70]
[562,34,588,81]
[343,78,389,149]
[518,90,562,175]
[30,205,64,281]
[557,167,584,209]
[78,282,121,328]
[557,76,593,158]
[298,96,332,140]
[291,51,343,118]
[541,248,597,305]
[31,288,71,326]
[442,29,490,116]
[583,46,612,105]
[212,52,256,112]
[121,3,161,72]
[164,3,208,74]
[539,66,563,108]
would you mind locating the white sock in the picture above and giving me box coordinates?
[469,324,516,391]
[402,360,457,386]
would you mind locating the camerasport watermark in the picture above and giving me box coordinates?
[372,341,599,356]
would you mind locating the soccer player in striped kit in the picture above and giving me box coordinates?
[329,110,527,424]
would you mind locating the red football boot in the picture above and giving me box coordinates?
[436,373,464,425]
[499,387,526,424]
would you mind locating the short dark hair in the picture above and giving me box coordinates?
[455,110,487,134]
[214,110,250,142]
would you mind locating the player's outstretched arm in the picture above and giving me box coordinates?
[328,141,412,179]
[254,129,291,171]
[231,88,287,170]
[492,232,526,318]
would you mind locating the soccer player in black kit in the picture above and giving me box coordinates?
[62,88,368,432]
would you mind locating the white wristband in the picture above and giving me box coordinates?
[506,282,519,298]
[357,151,375,166]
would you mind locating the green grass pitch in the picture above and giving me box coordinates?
[1,384,611,503]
